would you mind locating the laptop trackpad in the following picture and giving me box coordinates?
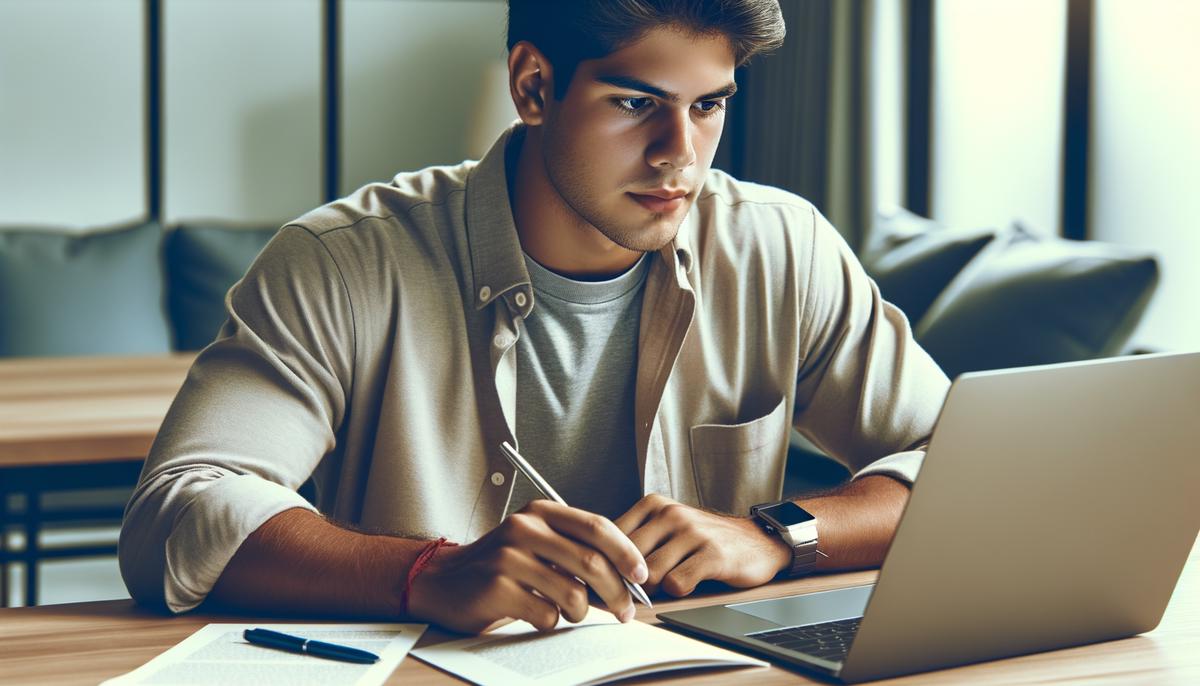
[727,585,874,627]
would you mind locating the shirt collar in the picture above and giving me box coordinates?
[668,212,695,275]
[465,121,534,317]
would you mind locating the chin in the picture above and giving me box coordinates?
[599,220,682,254]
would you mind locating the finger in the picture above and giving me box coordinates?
[527,501,649,584]
[660,551,714,598]
[643,534,702,589]
[504,510,635,618]
[529,532,635,620]
[506,550,591,624]
[612,494,667,535]
[481,617,517,633]
[495,576,561,632]
[625,509,679,557]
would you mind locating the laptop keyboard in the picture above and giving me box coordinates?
[748,617,861,663]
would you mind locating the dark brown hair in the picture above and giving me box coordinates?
[506,1,786,99]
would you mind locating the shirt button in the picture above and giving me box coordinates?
[514,291,528,308]
[491,471,506,486]
[479,286,492,302]
[493,333,511,348]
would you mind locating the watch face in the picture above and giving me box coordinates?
[765,501,816,527]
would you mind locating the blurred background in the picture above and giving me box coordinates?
[1,0,1196,608]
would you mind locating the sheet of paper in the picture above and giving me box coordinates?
[100,622,426,686]
[411,607,767,686]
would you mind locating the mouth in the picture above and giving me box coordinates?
[627,188,689,214]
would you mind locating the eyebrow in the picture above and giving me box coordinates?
[594,74,738,103]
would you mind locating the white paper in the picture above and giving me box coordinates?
[411,607,767,686]
[100,622,426,686]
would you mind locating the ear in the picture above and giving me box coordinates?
[508,41,555,126]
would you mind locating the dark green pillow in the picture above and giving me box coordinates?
[165,224,278,351]
[915,223,1159,378]
[0,220,172,357]
[860,206,997,325]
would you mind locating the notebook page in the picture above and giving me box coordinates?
[412,607,766,686]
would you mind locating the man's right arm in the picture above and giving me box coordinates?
[211,501,649,633]
[120,226,354,613]
[208,508,422,618]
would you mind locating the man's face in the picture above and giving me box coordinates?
[538,27,737,253]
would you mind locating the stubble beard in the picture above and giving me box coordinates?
[540,138,683,254]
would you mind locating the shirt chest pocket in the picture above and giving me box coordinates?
[688,396,789,515]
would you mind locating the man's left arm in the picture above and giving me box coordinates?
[614,475,908,597]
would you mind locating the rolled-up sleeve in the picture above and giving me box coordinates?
[792,209,950,485]
[119,226,354,612]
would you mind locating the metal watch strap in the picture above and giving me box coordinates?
[786,534,820,577]
[752,501,820,578]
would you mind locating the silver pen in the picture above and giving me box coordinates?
[499,441,654,608]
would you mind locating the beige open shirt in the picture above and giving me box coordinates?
[120,123,950,613]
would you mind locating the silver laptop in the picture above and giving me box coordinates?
[659,351,1200,683]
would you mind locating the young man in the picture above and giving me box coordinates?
[120,1,949,634]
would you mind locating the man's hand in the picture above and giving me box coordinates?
[614,494,791,598]
[407,499,649,634]
[614,477,911,599]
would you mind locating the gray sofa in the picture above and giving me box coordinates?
[0,220,278,357]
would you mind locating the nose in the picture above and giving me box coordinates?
[646,107,697,170]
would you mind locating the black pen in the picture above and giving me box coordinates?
[243,628,380,664]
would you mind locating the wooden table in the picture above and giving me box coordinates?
[0,353,195,606]
[1,538,1196,685]
[0,353,195,467]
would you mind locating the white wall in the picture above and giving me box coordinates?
[0,0,511,228]
[869,0,904,212]
[163,0,322,226]
[0,0,145,229]
[1092,0,1200,351]
[340,0,510,195]
[931,0,1066,233]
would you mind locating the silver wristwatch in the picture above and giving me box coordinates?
[751,500,820,577]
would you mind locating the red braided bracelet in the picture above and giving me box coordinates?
[401,536,457,617]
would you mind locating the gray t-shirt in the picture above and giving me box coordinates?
[507,252,650,520]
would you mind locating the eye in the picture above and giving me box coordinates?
[693,100,726,117]
[613,96,654,116]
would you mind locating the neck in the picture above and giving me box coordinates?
[507,126,642,279]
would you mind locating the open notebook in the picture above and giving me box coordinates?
[411,606,768,686]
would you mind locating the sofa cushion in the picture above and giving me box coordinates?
[914,223,1159,378]
[860,206,997,325]
[166,224,277,350]
[0,220,172,357]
